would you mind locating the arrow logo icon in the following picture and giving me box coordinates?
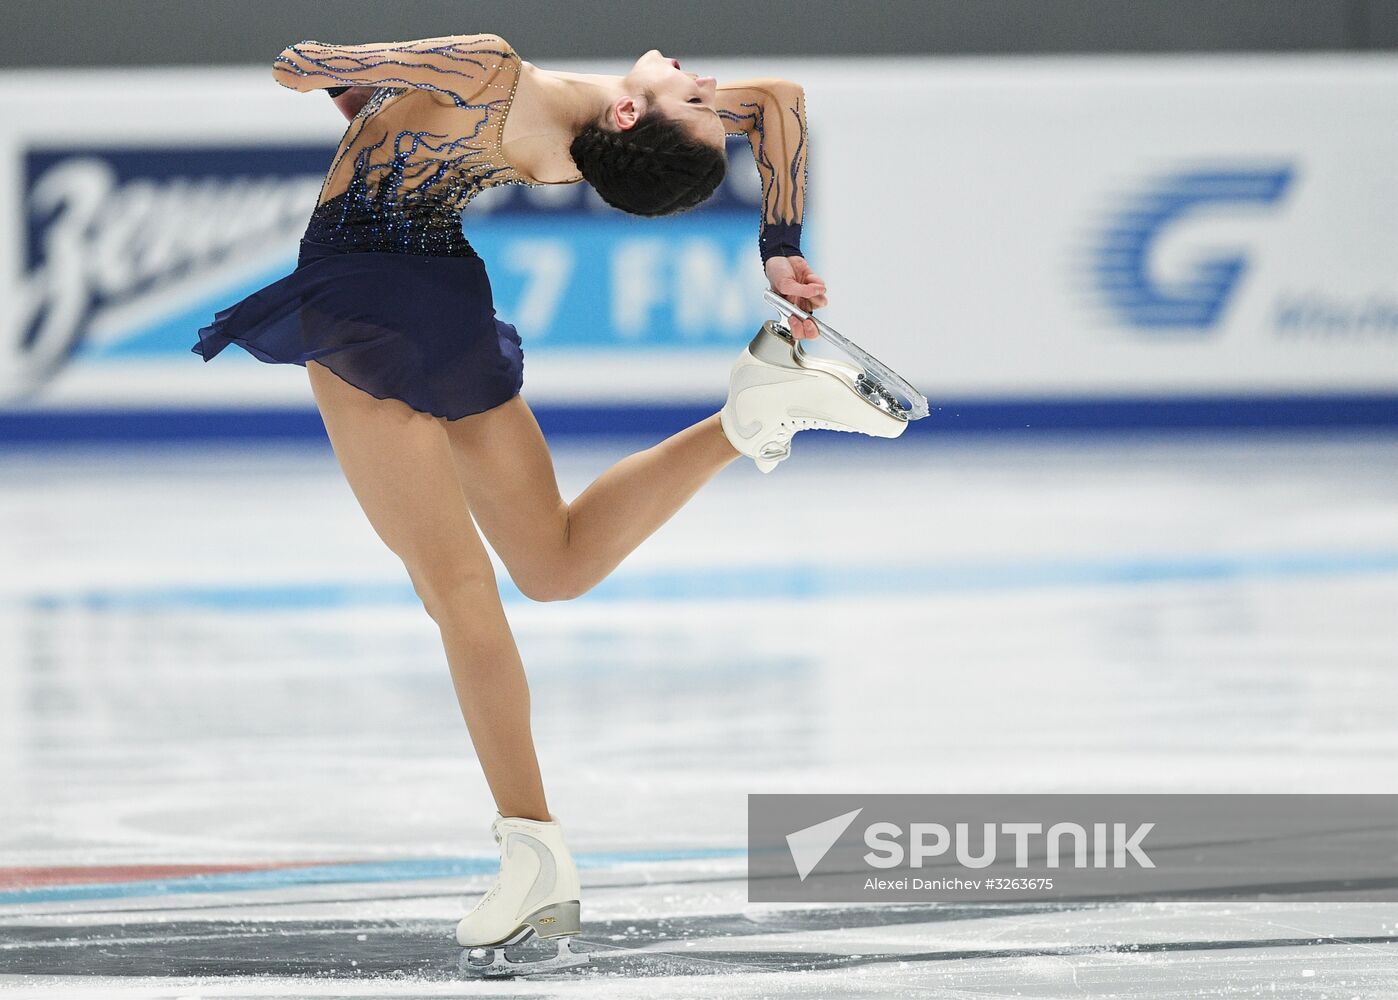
[786,808,863,881]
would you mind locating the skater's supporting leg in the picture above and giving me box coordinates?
[306,361,550,821]
[442,396,739,602]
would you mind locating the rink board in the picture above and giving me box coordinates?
[1,54,1397,438]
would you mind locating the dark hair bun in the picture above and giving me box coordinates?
[569,110,726,217]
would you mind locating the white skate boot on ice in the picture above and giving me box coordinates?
[719,291,930,473]
[456,814,588,977]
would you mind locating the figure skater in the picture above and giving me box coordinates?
[193,33,905,975]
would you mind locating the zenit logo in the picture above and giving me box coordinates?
[3,145,330,402]
[787,809,1155,879]
[1085,166,1293,332]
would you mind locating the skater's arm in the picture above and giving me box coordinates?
[717,79,825,339]
[273,34,513,103]
[715,79,808,263]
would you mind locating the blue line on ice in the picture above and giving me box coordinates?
[16,549,1398,612]
[0,849,743,905]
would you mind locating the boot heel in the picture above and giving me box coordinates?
[748,320,799,366]
[525,899,580,939]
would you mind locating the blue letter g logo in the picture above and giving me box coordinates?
[1089,167,1292,331]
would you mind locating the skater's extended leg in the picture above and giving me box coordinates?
[442,396,739,602]
[306,361,549,821]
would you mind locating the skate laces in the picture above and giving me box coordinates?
[461,824,506,910]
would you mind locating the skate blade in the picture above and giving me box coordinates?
[458,934,589,978]
[790,348,912,433]
[763,289,930,421]
[748,323,908,435]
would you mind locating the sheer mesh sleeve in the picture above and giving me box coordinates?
[716,79,808,264]
[273,34,514,108]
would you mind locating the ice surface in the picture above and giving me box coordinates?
[3,433,1398,997]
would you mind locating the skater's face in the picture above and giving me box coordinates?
[616,50,725,149]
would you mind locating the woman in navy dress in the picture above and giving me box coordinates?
[193,33,825,962]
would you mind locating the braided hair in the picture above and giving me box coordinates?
[569,105,727,217]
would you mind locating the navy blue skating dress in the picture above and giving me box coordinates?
[192,34,563,420]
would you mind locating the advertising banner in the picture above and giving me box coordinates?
[2,55,1395,438]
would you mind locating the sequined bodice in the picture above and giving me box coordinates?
[274,34,811,263]
[277,35,531,256]
[303,188,477,256]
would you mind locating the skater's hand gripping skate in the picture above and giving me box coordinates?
[764,256,827,340]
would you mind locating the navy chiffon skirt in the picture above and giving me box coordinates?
[192,239,524,420]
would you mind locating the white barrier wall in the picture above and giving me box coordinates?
[818,56,1398,398]
[2,54,1396,435]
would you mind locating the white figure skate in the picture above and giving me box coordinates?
[719,291,930,472]
[456,814,588,977]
